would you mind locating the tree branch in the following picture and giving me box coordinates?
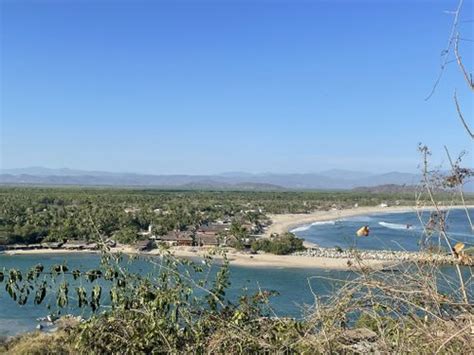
[453,91,474,139]
[454,34,474,91]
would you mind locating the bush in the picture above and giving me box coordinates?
[251,233,305,255]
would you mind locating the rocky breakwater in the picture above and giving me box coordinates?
[293,247,472,266]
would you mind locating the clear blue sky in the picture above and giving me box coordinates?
[1,0,472,175]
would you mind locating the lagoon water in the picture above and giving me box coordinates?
[0,253,352,337]
[1,208,473,337]
[293,208,474,251]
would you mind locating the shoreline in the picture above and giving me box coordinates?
[151,247,398,270]
[0,245,396,270]
[265,205,473,239]
[2,205,472,270]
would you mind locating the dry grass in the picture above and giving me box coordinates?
[0,330,73,355]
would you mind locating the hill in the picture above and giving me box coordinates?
[0,167,426,190]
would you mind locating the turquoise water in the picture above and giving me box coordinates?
[0,253,352,337]
[293,208,474,251]
[1,208,472,337]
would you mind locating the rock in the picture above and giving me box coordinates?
[45,315,83,332]
[292,246,472,265]
[46,314,59,323]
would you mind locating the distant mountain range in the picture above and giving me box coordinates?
[0,167,433,191]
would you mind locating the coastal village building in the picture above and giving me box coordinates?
[195,222,230,246]
[62,241,98,250]
[197,223,229,234]
[41,242,63,249]
[135,220,262,250]
[156,231,193,247]
[195,232,220,247]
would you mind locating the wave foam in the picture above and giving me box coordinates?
[291,220,335,233]
[447,232,474,238]
[379,221,413,230]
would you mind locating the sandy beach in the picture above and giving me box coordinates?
[160,247,396,270]
[2,244,393,270]
[265,204,473,241]
[2,245,139,256]
[265,206,417,237]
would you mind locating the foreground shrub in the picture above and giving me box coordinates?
[2,258,472,354]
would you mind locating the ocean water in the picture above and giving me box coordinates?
[293,208,474,252]
[1,208,473,337]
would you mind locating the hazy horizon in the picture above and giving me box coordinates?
[1,165,420,177]
[1,0,472,175]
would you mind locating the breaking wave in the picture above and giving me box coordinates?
[446,231,474,239]
[379,221,414,231]
[291,220,336,233]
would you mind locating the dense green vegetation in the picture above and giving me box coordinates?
[251,232,305,255]
[0,186,425,246]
